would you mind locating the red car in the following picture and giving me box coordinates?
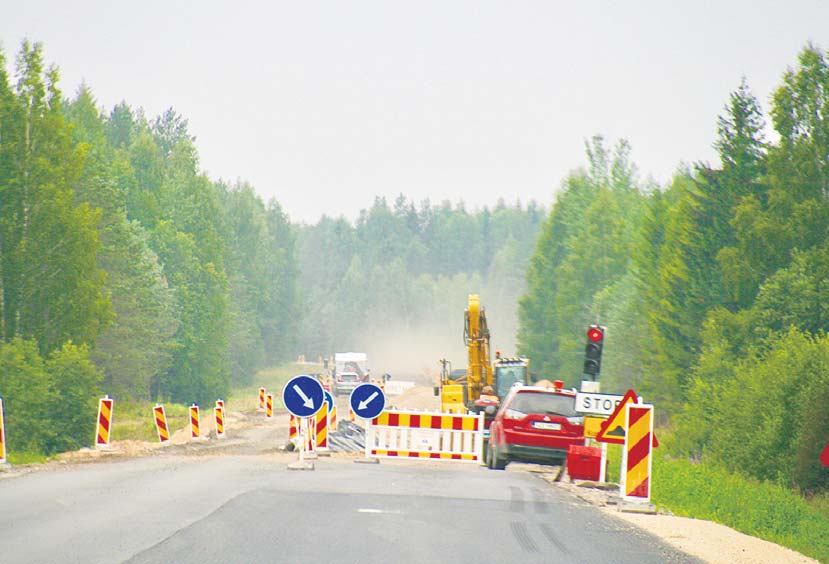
[486,382,585,470]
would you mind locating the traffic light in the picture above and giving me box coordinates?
[583,325,605,379]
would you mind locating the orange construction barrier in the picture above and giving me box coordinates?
[266,394,274,419]
[153,404,170,444]
[95,396,114,448]
[258,388,266,410]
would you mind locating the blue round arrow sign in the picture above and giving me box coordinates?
[324,390,334,408]
[282,375,325,418]
[349,383,385,420]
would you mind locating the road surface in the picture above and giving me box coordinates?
[0,439,699,563]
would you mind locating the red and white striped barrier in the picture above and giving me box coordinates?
[366,409,484,463]
[95,396,114,449]
[153,404,170,444]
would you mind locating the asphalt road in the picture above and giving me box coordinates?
[0,447,700,564]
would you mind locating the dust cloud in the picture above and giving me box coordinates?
[359,293,523,384]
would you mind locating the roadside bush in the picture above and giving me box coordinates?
[0,338,53,455]
[44,342,102,453]
[679,329,829,492]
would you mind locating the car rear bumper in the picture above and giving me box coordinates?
[500,443,569,464]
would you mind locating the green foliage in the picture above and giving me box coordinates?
[679,329,829,492]
[518,136,644,384]
[0,338,52,454]
[0,337,102,456]
[44,342,102,452]
[0,41,111,352]
[653,458,829,563]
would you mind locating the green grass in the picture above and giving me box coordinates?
[6,451,49,465]
[599,436,829,562]
[653,457,829,563]
[230,362,316,413]
[108,363,310,442]
[111,401,191,442]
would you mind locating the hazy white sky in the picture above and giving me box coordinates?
[3,1,828,223]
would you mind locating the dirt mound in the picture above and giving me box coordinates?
[385,385,441,411]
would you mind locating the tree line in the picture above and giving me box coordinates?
[0,40,544,457]
[0,41,297,456]
[518,43,829,493]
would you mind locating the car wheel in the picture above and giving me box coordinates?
[491,442,507,470]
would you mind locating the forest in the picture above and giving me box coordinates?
[518,44,829,493]
[0,38,828,499]
[0,40,543,457]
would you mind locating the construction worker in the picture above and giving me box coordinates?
[480,385,499,402]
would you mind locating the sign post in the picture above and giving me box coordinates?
[349,383,386,464]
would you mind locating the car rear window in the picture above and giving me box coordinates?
[508,391,577,417]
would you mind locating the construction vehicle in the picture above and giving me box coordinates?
[437,294,530,413]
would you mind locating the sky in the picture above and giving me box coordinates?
[2,1,829,224]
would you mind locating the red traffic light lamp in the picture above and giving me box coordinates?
[583,324,605,379]
[587,326,604,343]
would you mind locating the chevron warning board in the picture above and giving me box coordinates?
[623,403,654,501]
[154,404,170,443]
[95,396,114,448]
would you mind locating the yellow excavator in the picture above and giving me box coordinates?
[438,294,530,413]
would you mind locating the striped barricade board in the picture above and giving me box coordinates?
[366,409,485,463]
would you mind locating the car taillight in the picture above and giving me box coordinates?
[504,409,525,420]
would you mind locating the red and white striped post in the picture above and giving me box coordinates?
[266,394,274,419]
[258,388,266,411]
